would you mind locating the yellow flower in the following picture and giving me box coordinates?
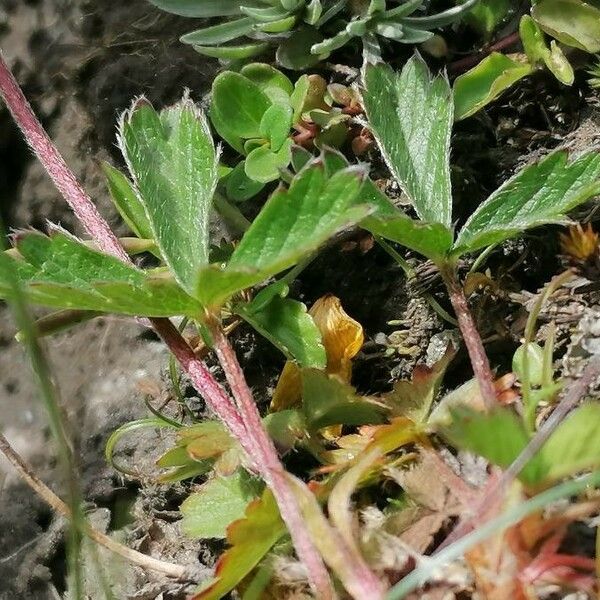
[270,294,364,411]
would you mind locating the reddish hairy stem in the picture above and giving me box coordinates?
[0,54,128,262]
[151,318,250,450]
[449,31,521,75]
[442,268,497,410]
[0,52,334,596]
[211,325,336,600]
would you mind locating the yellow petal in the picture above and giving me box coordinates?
[270,294,364,411]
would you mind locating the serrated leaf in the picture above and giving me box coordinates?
[453,52,533,121]
[196,161,370,306]
[245,138,293,183]
[180,18,255,46]
[454,150,600,255]
[532,0,600,54]
[302,370,385,430]
[181,471,263,539]
[362,56,454,226]
[211,71,272,139]
[0,233,201,317]
[301,148,452,259]
[119,97,218,295]
[191,490,285,600]
[147,0,244,17]
[102,163,154,240]
[236,290,326,368]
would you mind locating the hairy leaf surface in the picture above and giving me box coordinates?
[119,97,218,295]
[454,151,600,254]
[362,56,454,226]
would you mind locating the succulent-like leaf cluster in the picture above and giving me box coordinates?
[148,0,478,66]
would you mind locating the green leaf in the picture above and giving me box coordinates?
[193,42,269,61]
[454,150,600,255]
[225,162,265,202]
[363,214,453,262]
[245,138,293,183]
[263,409,306,453]
[402,0,479,28]
[532,0,600,54]
[458,0,511,37]
[119,97,218,295]
[302,369,385,430]
[191,490,285,600]
[198,161,369,305]
[102,163,154,240]
[240,63,294,102]
[239,5,290,21]
[542,403,600,481]
[362,56,454,226]
[236,289,326,368]
[210,104,245,155]
[147,0,244,17]
[260,103,293,151]
[453,52,533,121]
[443,403,600,486]
[520,15,574,85]
[442,407,543,485]
[180,18,255,46]
[196,161,369,306]
[1,232,201,317]
[211,71,272,139]
[276,27,325,70]
[254,15,297,33]
[300,147,452,260]
[180,471,263,539]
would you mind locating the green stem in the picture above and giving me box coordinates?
[376,237,458,326]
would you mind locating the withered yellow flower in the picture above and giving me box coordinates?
[270,294,364,411]
[559,223,599,261]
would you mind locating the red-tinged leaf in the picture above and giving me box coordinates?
[191,490,286,600]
